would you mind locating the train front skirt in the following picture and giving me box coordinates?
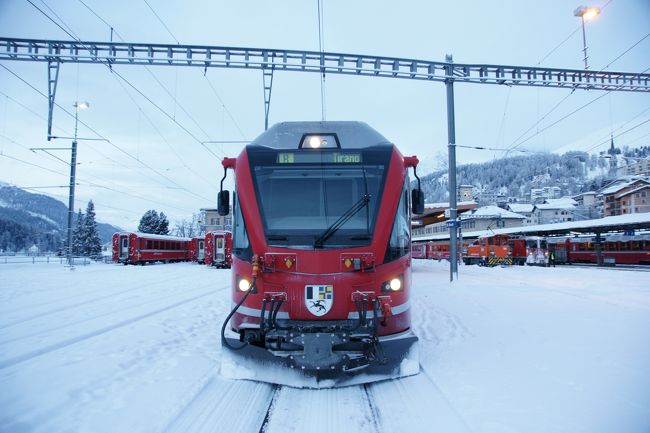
[220,327,419,388]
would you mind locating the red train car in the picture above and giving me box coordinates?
[112,232,192,265]
[561,234,650,265]
[218,121,422,387]
[190,236,206,263]
[411,243,427,259]
[204,231,233,268]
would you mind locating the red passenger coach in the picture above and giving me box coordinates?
[217,121,423,388]
[112,232,191,265]
[190,236,206,263]
[204,231,233,268]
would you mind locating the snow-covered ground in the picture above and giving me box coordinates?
[1,261,649,433]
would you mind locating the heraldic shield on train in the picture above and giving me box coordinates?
[305,285,333,316]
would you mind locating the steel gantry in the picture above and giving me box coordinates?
[2,36,649,280]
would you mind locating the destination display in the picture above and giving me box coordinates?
[277,152,363,164]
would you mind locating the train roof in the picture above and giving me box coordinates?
[115,232,192,241]
[248,121,392,150]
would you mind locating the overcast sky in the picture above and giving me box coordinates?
[0,0,648,229]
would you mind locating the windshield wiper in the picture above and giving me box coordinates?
[314,194,371,248]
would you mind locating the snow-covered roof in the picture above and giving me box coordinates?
[544,197,578,206]
[600,178,650,195]
[424,200,476,208]
[534,202,576,211]
[507,203,534,213]
[115,232,193,241]
[415,212,650,242]
[615,184,650,199]
[464,205,526,219]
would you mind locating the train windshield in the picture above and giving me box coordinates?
[249,149,390,248]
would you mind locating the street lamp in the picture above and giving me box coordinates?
[574,5,600,70]
[67,101,89,266]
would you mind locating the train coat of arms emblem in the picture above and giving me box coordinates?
[305,285,333,317]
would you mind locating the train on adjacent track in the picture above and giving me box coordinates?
[205,231,233,268]
[112,232,192,265]
[412,232,650,266]
[217,121,423,388]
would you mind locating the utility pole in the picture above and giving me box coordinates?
[445,54,458,282]
[67,101,89,266]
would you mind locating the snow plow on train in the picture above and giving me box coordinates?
[216,121,421,388]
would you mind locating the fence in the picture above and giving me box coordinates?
[0,255,94,265]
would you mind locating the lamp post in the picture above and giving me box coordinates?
[574,5,600,70]
[67,101,89,266]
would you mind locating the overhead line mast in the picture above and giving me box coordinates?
[2,37,649,281]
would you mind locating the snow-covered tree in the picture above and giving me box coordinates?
[157,212,170,235]
[138,210,160,234]
[82,200,102,257]
[173,213,201,237]
[72,209,85,255]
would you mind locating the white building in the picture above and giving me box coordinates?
[530,186,561,204]
[506,203,534,225]
[532,198,577,225]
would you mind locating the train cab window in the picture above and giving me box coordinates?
[385,180,410,263]
[233,192,252,261]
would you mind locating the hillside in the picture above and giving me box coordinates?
[419,148,649,203]
[0,183,121,252]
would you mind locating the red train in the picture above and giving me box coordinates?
[189,236,206,263]
[549,234,650,265]
[218,121,423,388]
[112,232,192,265]
[204,231,233,268]
[411,241,452,261]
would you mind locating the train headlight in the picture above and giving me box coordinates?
[238,277,251,292]
[381,275,403,292]
[300,133,339,149]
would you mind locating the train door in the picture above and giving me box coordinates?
[197,239,205,261]
[119,235,129,260]
[215,235,225,265]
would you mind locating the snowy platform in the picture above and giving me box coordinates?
[1,261,649,433]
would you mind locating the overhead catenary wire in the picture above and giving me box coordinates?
[142,0,180,45]
[0,150,196,213]
[0,63,213,203]
[80,0,238,149]
[25,0,224,165]
[503,1,647,155]
[0,132,202,213]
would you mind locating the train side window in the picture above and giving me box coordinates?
[233,192,252,261]
[385,180,410,263]
[154,241,159,249]
[620,242,628,251]
[631,241,640,250]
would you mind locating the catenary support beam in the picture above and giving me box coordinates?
[1,37,649,92]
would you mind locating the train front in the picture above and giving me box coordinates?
[219,121,421,388]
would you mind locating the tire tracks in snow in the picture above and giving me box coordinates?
[0,287,222,370]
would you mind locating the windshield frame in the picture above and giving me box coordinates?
[247,146,392,249]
